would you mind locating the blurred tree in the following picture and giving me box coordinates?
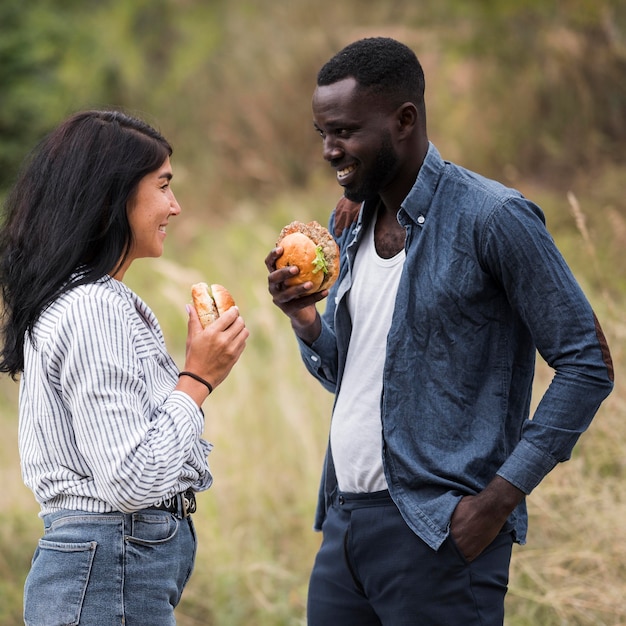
[0,0,224,196]
[0,0,71,189]
[1,0,624,202]
[429,0,626,181]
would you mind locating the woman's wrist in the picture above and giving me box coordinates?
[178,371,213,394]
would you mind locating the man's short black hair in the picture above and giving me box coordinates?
[317,37,425,114]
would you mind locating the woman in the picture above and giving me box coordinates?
[0,110,249,625]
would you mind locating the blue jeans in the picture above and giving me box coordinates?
[24,509,197,625]
[308,491,513,626]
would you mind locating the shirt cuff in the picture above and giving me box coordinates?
[169,389,205,432]
[296,324,338,393]
[497,439,559,494]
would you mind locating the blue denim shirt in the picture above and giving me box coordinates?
[298,143,614,550]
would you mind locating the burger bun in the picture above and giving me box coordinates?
[191,282,235,328]
[277,232,325,292]
[275,220,339,294]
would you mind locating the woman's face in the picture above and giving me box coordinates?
[115,157,180,279]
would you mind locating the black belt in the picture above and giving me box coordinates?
[152,488,197,518]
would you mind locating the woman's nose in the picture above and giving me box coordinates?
[169,191,181,215]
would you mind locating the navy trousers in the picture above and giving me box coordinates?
[307,491,513,626]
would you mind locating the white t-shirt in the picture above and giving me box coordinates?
[330,218,405,493]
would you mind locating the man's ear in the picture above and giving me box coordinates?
[396,102,418,137]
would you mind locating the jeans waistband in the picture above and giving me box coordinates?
[41,489,197,527]
[150,488,196,518]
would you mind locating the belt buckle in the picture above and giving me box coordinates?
[181,489,196,517]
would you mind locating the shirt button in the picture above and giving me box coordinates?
[310,355,319,362]
[417,215,425,224]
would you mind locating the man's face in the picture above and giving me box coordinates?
[312,77,399,203]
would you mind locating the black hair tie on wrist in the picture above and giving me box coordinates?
[178,371,213,394]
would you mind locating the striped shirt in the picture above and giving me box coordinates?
[18,275,213,515]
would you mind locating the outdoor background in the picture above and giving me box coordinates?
[1,1,624,624]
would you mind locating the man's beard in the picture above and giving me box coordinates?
[344,133,398,204]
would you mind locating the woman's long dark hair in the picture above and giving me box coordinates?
[0,110,172,377]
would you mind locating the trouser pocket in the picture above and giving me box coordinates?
[24,539,97,626]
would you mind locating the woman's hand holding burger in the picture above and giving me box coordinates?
[265,220,339,345]
[177,282,249,405]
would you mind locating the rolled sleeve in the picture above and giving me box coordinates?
[497,439,559,494]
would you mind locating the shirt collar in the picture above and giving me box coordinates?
[399,142,445,227]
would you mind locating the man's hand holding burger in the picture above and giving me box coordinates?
[265,220,339,345]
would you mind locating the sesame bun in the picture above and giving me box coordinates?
[276,220,340,293]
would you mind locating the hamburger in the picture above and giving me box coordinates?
[191,283,235,328]
[275,220,340,293]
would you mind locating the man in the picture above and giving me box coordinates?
[265,37,614,625]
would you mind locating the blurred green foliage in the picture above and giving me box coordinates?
[0,0,225,189]
[1,0,625,200]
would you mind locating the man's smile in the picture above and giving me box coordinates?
[336,164,356,182]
